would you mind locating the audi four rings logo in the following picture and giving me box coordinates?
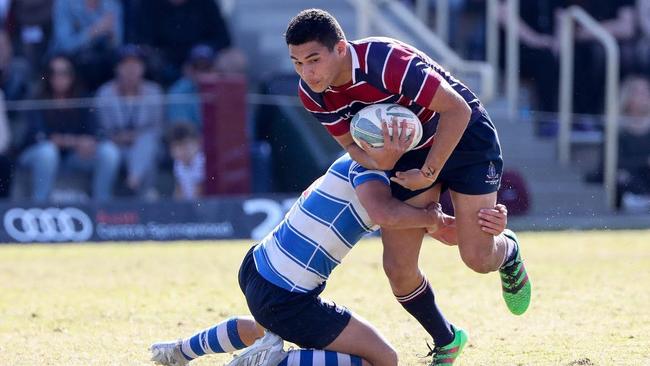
[3,207,93,242]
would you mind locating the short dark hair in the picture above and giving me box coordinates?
[168,122,199,144]
[285,9,345,50]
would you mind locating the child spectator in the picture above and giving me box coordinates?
[168,122,204,200]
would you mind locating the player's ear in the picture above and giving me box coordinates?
[335,40,347,57]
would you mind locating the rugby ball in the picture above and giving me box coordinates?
[350,104,422,151]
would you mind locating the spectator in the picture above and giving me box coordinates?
[0,89,12,198]
[498,0,563,113]
[94,44,163,199]
[168,122,204,200]
[617,75,650,210]
[0,29,30,101]
[563,0,636,115]
[166,44,216,128]
[0,0,9,25]
[17,55,120,202]
[51,0,123,90]
[138,0,231,85]
[6,0,54,72]
[119,0,143,43]
[636,0,650,74]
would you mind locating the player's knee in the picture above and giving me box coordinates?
[385,345,399,366]
[382,260,416,284]
[367,345,398,366]
[460,251,493,274]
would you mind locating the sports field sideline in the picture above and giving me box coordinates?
[1,230,649,365]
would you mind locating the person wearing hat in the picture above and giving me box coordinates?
[166,44,216,128]
[93,44,163,199]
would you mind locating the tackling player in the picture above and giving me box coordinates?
[150,127,508,366]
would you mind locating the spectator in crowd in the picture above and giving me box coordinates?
[166,44,216,128]
[119,0,143,43]
[17,55,119,202]
[636,0,650,74]
[0,0,9,25]
[0,89,12,198]
[137,0,231,85]
[6,0,54,72]
[498,0,563,114]
[563,0,636,115]
[51,0,123,90]
[168,122,204,200]
[0,29,30,101]
[94,44,163,199]
[617,75,650,210]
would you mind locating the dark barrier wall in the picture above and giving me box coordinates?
[0,196,296,243]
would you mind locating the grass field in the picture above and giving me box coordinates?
[1,231,649,366]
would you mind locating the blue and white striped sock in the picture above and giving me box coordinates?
[278,349,363,366]
[179,317,247,361]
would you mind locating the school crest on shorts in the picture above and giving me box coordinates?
[485,161,500,185]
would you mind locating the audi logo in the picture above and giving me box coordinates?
[3,207,93,242]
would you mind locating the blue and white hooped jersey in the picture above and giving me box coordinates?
[253,154,389,293]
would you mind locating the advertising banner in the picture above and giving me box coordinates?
[0,196,297,243]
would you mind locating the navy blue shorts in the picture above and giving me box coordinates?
[238,246,351,349]
[389,107,503,201]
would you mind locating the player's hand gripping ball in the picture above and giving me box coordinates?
[350,104,422,151]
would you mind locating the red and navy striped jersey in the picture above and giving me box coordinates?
[298,37,483,149]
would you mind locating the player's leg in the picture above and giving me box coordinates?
[228,313,386,366]
[150,316,264,366]
[380,184,468,364]
[239,245,395,366]
[321,311,397,366]
[450,190,531,315]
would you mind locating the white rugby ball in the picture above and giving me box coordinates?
[350,103,422,151]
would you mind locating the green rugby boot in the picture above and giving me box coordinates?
[500,229,531,315]
[426,326,469,365]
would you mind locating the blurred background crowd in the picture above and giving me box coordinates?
[0,0,648,214]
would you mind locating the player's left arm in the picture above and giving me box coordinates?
[422,79,472,177]
[355,179,444,230]
[390,79,471,190]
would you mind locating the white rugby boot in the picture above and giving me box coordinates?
[225,331,286,366]
[150,340,189,366]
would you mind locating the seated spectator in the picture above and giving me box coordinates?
[17,55,120,202]
[498,0,562,114]
[617,75,650,211]
[0,89,12,198]
[0,29,30,101]
[94,44,163,199]
[563,0,636,115]
[137,0,231,86]
[166,44,216,128]
[6,0,54,72]
[168,122,204,200]
[51,0,123,90]
[637,0,650,74]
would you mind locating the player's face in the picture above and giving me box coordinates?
[289,41,345,92]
